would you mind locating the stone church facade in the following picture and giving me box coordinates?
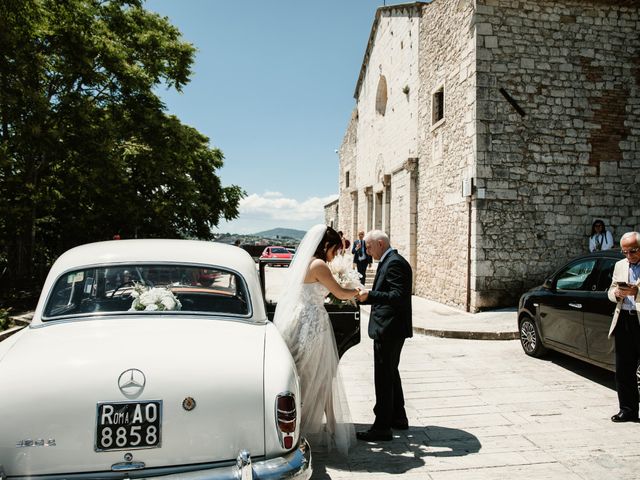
[326,0,639,311]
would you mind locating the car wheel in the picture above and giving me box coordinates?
[519,316,547,357]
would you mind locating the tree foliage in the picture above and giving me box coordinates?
[0,0,244,288]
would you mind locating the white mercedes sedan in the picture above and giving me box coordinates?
[0,239,311,480]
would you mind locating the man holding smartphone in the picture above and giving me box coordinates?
[607,231,640,423]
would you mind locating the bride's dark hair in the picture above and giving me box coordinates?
[313,226,342,261]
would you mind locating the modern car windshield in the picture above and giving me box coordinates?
[271,248,289,254]
[43,264,249,319]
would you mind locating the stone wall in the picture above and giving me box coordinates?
[343,4,422,257]
[415,0,477,309]
[473,0,640,307]
[324,198,339,230]
[336,0,639,311]
[337,110,358,238]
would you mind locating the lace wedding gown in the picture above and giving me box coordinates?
[280,281,354,455]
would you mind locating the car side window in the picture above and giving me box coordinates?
[595,258,618,291]
[555,259,597,291]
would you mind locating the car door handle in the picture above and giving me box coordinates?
[568,303,582,309]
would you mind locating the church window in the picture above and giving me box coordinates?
[375,75,388,115]
[345,171,350,188]
[432,84,445,127]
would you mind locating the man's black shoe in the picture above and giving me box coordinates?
[611,411,639,423]
[391,421,409,430]
[356,428,393,441]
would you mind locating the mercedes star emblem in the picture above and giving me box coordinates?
[118,368,146,398]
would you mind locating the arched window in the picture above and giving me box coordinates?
[375,75,388,115]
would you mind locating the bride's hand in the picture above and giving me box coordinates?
[355,287,368,302]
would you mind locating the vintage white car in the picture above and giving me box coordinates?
[0,239,321,480]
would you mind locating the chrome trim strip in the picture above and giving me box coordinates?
[6,439,312,480]
[111,461,146,471]
[31,314,267,330]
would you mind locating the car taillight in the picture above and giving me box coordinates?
[276,393,296,433]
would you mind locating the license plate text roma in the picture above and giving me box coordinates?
[96,401,162,452]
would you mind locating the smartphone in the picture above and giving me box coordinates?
[617,282,629,288]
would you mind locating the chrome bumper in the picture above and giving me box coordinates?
[5,439,312,480]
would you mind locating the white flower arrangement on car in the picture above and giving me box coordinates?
[327,253,363,307]
[129,283,182,311]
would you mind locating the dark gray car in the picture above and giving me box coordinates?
[518,250,623,371]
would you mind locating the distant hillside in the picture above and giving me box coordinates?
[253,228,306,240]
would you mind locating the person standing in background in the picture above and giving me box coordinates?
[338,231,350,252]
[352,230,372,285]
[589,219,614,252]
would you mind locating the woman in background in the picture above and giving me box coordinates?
[589,219,614,252]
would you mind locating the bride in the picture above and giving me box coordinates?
[273,224,359,455]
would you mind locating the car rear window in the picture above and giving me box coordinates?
[43,264,250,320]
[270,248,289,254]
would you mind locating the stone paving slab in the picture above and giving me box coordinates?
[311,309,632,480]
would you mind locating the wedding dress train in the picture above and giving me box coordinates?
[279,281,354,455]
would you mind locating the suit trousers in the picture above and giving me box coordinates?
[614,310,640,415]
[355,260,368,285]
[372,337,407,430]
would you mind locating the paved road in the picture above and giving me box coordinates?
[312,307,640,479]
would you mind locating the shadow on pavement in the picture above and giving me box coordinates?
[310,424,481,478]
[543,350,615,390]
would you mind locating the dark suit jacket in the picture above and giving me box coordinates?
[363,249,413,341]
[352,239,372,265]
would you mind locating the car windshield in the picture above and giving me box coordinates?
[43,263,250,320]
[270,248,289,254]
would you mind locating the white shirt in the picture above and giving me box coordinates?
[623,262,640,311]
[589,231,613,252]
[379,247,393,264]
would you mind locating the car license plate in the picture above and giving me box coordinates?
[95,400,162,451]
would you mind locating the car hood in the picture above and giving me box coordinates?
[0,317,267,477]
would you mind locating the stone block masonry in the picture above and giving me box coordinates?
[332,0,639,311]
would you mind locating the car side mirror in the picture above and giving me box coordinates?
[543,278,554,290]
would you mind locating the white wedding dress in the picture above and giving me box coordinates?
[277,282,354,455]
[273,224,355,455]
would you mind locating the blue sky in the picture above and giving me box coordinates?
[145,0,386,234]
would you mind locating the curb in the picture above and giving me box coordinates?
[413,326,519,341]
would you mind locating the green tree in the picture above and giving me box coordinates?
[0,0,244,287]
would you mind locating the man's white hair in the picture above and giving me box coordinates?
[365,229,390,246]
[620,231,640,247]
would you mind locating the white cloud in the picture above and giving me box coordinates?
[214,191,338,234]
[262,191,283,198]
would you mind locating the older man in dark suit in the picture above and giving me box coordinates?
[355,230,412,441]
